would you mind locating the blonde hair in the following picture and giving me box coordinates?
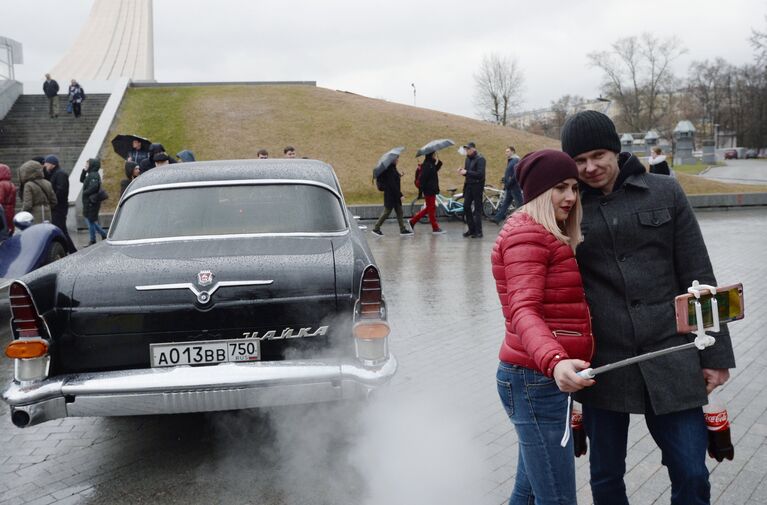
[518,186,583,252]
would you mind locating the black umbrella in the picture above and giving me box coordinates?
[373,146,405,178]
[416,139,455,157]
[111,134,152,159]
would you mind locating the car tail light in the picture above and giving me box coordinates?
[355,266,388,364]
[359,266,383,319]
[5,339,49,359]
[9,282,47,339]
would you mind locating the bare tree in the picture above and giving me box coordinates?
[550,94,588,137]
[588,33,686,131]
[473,53,524,125]
[751,15,767,66]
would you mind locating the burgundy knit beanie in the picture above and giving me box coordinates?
[515,149,579,204]
[560,110,621,158]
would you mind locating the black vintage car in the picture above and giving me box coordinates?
[2,160,396,428]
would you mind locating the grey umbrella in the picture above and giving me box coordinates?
[416,139,455,157]
[373,146,405,178]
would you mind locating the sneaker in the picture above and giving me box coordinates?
[371,229,383,236]
[432,228,446,234]
[400,229,413,235]
[462,231,473,238]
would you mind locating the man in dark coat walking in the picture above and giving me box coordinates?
[458,141,485,238]
[492,145,523,224]
[561,110,735,505]
[43,74,60,118]
[371,156,412,236]
[43,154,71,242]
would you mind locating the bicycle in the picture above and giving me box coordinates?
[410,188,465,224]
[482,183,517,220]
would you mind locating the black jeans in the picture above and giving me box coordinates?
[463,183,483,235]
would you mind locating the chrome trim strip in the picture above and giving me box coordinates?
[124,179,343,202]
[109,230,349,246]
[136,280,273,304]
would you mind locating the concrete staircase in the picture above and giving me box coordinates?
[0,94,110,184]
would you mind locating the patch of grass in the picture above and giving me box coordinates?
[100,85,559,209]
[673,162,723,175]
[99,85,766,209]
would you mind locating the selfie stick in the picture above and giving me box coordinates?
[577,281,719,379]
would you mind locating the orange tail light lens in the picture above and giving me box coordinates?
[5,339,49,359]
[353,321,391,340]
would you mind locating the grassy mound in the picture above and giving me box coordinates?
[99,84,766,210]
[98,85,558,209]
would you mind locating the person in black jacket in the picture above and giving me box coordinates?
[42,154,71,242]
[409,152,444,233]
[121,161,141,196]
[371,157,412,236]
[492,146,524,224]
[459,141,486,238]
[80,158,108,245]
[43,74,60,118]
[648,146,671,175]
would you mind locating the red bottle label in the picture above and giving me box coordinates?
[704,410,729,431]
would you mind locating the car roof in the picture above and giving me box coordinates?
[125,159,342,195]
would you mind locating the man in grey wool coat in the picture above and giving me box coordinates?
[561,110,736,505]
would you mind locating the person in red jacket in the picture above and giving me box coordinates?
[0,163,17,235]
[491,149,595,505]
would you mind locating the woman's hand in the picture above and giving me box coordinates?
[553,359,595,393]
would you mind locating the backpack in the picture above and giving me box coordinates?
[375,174,385,191]
[414,163,423,188]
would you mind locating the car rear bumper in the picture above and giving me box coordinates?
[1,355,397,428]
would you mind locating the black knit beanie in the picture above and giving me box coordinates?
[560,110,621,158]
[515,149,579,204]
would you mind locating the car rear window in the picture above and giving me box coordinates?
[110,183,348,240]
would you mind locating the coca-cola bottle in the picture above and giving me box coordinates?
[703,394,734,462]
[572,401,588,457]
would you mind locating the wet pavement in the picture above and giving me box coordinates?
[1,208,767,505]
[702,159,767,185]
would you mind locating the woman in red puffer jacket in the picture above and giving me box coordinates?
[0,163,17,235]
[491,149,594,505]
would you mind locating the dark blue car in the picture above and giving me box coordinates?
[0,211,74,289]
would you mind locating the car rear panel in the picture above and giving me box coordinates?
[55,236,355,373]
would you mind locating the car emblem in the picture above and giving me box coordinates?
[197,270,214,287]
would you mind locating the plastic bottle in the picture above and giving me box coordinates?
[703,393,734,462]
[571,401,588,457]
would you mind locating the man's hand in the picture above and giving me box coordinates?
[553,359,595,393]
[702,368,730,394]
[458,168,467,175]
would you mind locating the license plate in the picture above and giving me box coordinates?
[150,338,261,367]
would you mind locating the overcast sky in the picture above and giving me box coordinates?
[2,0,765,118]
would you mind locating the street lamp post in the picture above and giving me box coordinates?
[411,83,416,107]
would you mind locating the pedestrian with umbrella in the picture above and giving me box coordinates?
[371,147,412,237]
[409,139,454,234]
[111,135,152,165]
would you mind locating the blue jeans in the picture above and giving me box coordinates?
[493,183,523,222]
[496,362,576,505]
[582,403,709,505]
[86,218,107,242]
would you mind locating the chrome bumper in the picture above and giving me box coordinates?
[1,355,397,428]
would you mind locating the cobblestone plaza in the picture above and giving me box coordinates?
[1,208,766,505]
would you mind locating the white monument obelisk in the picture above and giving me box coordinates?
[50,0,154,82]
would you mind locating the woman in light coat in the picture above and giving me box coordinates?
[19,160,57,223]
